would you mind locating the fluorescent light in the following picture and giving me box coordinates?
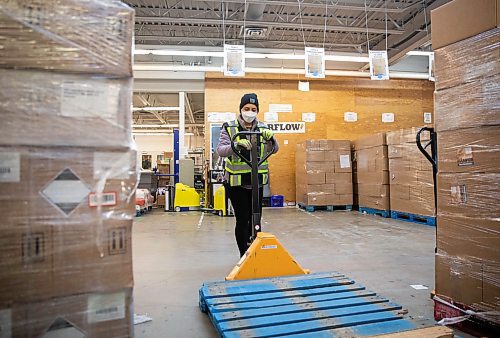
[324,55,370,62]
[407,51,434,56]
[135,49,224,57]
[133,124,170,128]
[133,106,180,111]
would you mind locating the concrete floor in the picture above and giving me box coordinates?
[131,207,448,337]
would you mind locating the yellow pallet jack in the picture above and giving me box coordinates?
[224,131,309,280]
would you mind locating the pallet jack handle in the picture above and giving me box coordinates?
[416,127,438,252]
[230,131,276,242]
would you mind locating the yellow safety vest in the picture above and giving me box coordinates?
[224,120,269,187]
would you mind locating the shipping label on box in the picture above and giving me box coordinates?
[0,152,20,182]
[87,291,126,323]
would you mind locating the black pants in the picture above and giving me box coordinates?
[227,186,263,257]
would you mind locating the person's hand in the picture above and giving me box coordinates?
[235,139,252,150]
[262,129,273,141]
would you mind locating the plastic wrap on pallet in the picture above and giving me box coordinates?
[386,128,435,217]
[295,140,352,206]
[438,126,500,173]
[434,74,500,132]
[0,147,138,306]
[0,69,133,148]
[2,288,134,337]
[0,0,134,76]
[434,28,499,91]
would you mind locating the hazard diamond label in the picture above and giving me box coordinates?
[41,168,90,216]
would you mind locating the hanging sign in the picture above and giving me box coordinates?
[369,50,389,80]
[224,44,245,77]
[266,122,306,134]
[305,47,325,78]
[298,81,310,91]
[344,112,358,122]
[207,112,235,122]
[429,52,435,82]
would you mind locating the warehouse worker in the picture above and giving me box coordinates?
[216,93,279,257]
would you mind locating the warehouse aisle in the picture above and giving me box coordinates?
[133,208,436,337]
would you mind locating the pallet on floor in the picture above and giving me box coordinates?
[359,207,390,218]
[199,272,416,338]
[390,210,436,226]
[298,203,353,212]
[370,326,453,337]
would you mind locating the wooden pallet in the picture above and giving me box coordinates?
[390,210,436,226]
[298,203,353,212]
[370,326,453,337]
[199,272,416,337]
[359,207,391,218]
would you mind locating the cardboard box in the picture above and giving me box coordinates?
[355,146,388,172]
[157,195,166,206]
[334,194,353,205]
[297,193,335,206]
[391,196,435,216]
[296,184,335,194]
[0,147,137,220]
[437,172,500,219]
[389,169,433,186]
[359,195,390,210]
[355,171,389,185]
[431,0,499,50]
[0,70,133,148]
[438,126,500,173]
[0,0,134,76]
[0,220,133,305]
[6,288,133,338]
[335,183,352,195]
[358,184,390,198]
[326,172,352,184]
[296,171,326,185]
[353,133,387,150]
[390,185,411,201]
[301,161,335,172]
[435,74,500,131]
[386,127,430,145]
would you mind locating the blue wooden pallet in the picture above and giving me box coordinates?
[199,272,415,337]
[390,210,436,226]
[298,203,353,212]
[359,207,390,218]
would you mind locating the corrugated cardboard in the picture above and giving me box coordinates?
[355,146,388,172]
[434,74,500,131]
[296,171,326,185]
[0,0,134,76]
[359,195,390,210]
[386,127,430,145]
[326,172,352,184]
[297,193,335,206]
[0,146,137,220]
[438,126,500,173]
[391,196,435,216]
[0,70,133,148]
[296,184,335,194]
[437,172,500,219]
[335,183,352,195]
[355,171,389,185]
[8,288,133,338]
[357,184,390,197]
[333,194,353,205]
[353,133,387,150]
[431,0,499,50]
[390,185,411,201]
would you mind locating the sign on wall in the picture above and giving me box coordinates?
[269,103,293,113]
[224,44,245,77]
[302,112,316,122]
[266,122,306,133]
[344,112,358,122]
[264,112,279,122]
[207,112,236,123]
[382,112,395,123]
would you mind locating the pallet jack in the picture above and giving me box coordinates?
[199,131,418,337]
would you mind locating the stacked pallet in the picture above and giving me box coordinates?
[296,140,352,210]
[353,133,390,217]
[432,0,499,322]
[386,128,435,225]
[0,1,136,336]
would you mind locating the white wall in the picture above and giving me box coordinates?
[133,134,204,169]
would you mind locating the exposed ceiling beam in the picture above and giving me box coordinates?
[135,16,405,35]
[132,0,411,13]
[135,35,362,48]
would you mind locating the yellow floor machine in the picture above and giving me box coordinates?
[199,131,417,338]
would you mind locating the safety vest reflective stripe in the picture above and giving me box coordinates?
[228,173,269,187]
[225,162,269,173]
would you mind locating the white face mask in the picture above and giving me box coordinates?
[241,110,257,123]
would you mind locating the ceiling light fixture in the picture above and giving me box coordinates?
[132,106,180,111]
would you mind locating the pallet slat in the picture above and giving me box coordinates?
[200,272,416,337]
[390,210,436,226]
[359,207,391,218]
[298,203,353,212]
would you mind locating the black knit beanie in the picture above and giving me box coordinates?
[239,93,259,112]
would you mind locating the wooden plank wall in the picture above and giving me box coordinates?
[205,73,434,202]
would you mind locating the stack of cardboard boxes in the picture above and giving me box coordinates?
[353,133,390,212]
[0,1,136,336]
[386,128,435,218]
[296,140,353,206]
[431,0,499,317]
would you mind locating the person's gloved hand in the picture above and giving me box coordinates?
[235,139,252,150]
[262,129,273,141]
